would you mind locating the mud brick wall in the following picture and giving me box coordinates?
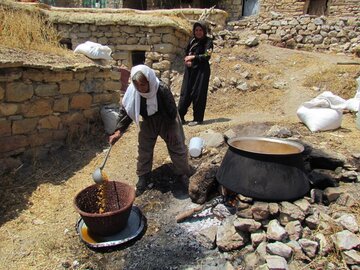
[0,64,120,168]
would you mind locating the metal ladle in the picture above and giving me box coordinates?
[92,144,113,184]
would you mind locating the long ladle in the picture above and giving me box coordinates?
[92,144,113,184]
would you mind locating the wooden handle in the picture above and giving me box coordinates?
[175,205,205,223]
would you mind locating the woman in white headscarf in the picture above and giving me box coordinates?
[109,65,193,196]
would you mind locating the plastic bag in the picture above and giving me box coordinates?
[100,105,119,134]
[74,41,113,60]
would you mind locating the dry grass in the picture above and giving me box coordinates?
[0,1,67,55]
[303,66,359,99]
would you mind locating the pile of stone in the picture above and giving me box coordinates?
[186,127,360,269]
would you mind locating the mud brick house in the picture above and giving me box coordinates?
[40,0,359,21]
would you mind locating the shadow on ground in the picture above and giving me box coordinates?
[0,132,108,227]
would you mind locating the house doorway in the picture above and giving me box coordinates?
[242,0,259,16]
[123,0,147,10]
[131,51,146,66]
[305,0,328,16]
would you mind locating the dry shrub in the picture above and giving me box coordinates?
[303,66,359,99]
[0,2,67,55]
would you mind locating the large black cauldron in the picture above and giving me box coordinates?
[216,137,310,201]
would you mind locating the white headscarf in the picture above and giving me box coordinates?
[122,65,160,125]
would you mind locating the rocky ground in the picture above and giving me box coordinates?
[0,40,360,270]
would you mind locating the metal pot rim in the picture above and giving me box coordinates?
[226,136,304,155]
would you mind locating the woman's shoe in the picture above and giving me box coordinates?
[188,121,202,126]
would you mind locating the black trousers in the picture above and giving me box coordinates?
[178,64,210,122]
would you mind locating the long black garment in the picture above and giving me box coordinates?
[178,27,213,123]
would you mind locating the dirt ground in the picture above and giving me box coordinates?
[1,43,360,270]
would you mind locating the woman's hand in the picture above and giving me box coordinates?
[184,55,195,67]
[109,130,122,145]
[184,55,195,63]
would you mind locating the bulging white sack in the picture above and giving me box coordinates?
[345,76,360,112]
[297,106,343,132]
[297,91,346,132]
[346,98,360,112]
[74,41,113,60]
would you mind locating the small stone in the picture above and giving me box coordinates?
[331,230,360,251]
[266,255,289,270]
[266,242,293,259]
[285,220,303,241]
[298,238,319,258]
[267,219,288,241]
[335,214,359,233]
[343,250,360,265]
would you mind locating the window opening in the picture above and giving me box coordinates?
[59,38,72,50]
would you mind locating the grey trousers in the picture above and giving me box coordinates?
[136,113,191,177]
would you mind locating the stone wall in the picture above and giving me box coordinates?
[227,13,360,54]
[260,0,305,17]
[328,0,360,17]
[259,0,360,18]
[0,63,120,171]
[48,8,227,84]
[55,21,189,85]
[38,0,359,21]
[217,0,243,22]
[218,0,359,22]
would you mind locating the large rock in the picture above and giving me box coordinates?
[217,217,249,251]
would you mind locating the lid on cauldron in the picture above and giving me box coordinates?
[227,136,304,155]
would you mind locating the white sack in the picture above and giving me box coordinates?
[74,41,112,60]
[346,98,360,112]
[297,91,346,132]
[345,76,360,112]
[100,105,119,134]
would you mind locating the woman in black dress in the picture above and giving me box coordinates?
[178,21,213,126]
